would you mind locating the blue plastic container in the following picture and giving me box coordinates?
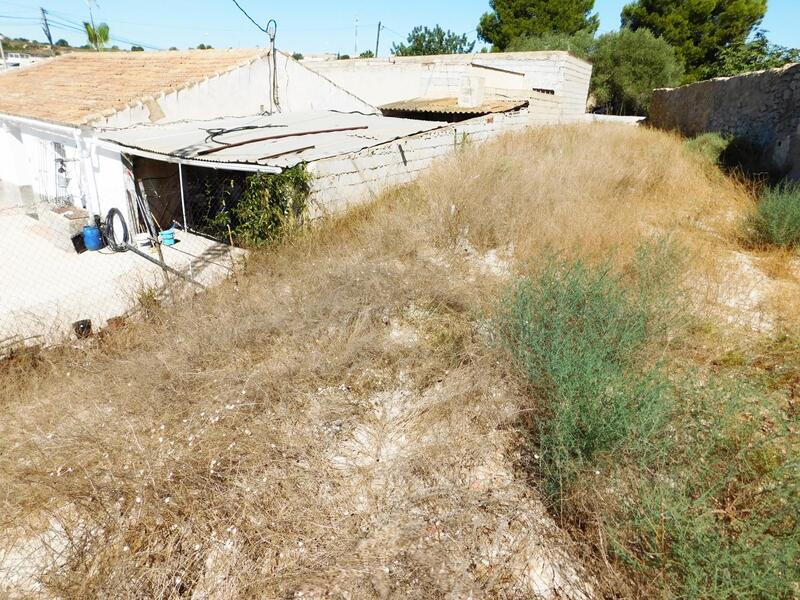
[159,229,176,246]
[83,225,103,251]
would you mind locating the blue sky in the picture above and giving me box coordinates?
[0,0,797,54]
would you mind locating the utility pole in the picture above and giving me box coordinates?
[375,21,383,57]
[87,0,99,51]
[41,8,55,56]
[354,17,358,56]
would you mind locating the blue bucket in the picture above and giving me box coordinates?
[83,225,103,251]
[159,229,176,246]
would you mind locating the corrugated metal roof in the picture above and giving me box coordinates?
[99,111,447,169]
[379,97,528,115]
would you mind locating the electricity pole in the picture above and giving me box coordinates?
[41,8,55,55]
[354,17,358,56]
[375,21,383,57]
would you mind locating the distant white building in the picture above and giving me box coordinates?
[0,52,42,70]
[305,51,592,123]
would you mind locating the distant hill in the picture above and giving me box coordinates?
[0,35,104,56]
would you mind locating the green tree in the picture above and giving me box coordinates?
[359,50,375,58]
[710,30,800,78]
[392,25,475,56]
[478,0,599,51]
[621,0,766,82]
[291,52,304,61]
[55,38,69,47]
[83,21,109,51]
[507,29,595,60]
[130,45,144,52]
[591,28,683,115]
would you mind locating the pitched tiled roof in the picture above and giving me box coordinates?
[0,49,268,126]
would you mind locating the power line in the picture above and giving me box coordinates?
[230,0,267,34]
[0,14,40,21]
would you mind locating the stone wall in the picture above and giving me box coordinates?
[649,63,800,178]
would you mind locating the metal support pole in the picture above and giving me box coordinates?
[178,162,187,232]
[375,21,382,58]
[177,162,194,280]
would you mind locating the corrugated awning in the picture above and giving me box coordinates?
[380,97,528,115]
[98,111,447,170]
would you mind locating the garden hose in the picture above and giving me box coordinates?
[103,207,130,253]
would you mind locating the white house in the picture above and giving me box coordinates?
[0,48,593,241]
[0,49,373,223]
[0,48,592,344]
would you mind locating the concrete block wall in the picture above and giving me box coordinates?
[649,62,800,177]
[307,96,561,216]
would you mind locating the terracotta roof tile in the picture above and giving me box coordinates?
[0,49,268,125]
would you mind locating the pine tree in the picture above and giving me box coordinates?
[478,0,599,51]
[621,0,767,81]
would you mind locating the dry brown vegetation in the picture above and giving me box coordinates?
[1,124,797,598]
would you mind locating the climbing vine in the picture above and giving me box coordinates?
[195,164,311,247]
[232,165,311,247]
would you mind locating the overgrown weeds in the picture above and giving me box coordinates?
[744,182,800,249]
[498,246,800,597]
[2,123,793,598]
[496,242,679,501]
[685,132,731,166]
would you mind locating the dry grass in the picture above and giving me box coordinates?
[0,124,794,598]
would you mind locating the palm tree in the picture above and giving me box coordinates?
[84,22,109,51]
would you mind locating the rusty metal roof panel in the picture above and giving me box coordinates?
[379,97,528,115]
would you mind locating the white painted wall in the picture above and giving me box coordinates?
[306,51,592,120]
[101,51,376,129]
[0,115,128,220]
[0,121,31,186]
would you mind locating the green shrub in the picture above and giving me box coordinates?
[496,246,677,500]
[616,377,800,598]
[684,133,731,165]
[193,165,311,247]
[592,28,683,116]
[685,133,772,177]
[744,183,800,249]
[232,165,311,247]
[496,247,799,596]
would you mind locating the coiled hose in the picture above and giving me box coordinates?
[103,207,130,253]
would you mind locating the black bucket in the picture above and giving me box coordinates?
[73,319,93,339]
